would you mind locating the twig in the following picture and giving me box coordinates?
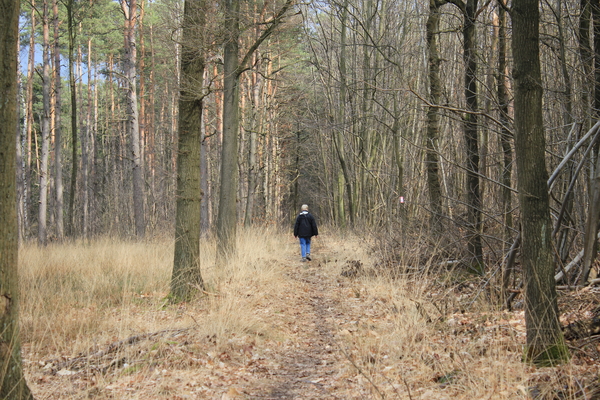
[402,377,414,400]
[336,344,386,400]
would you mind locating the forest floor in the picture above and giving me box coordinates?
[21,232,600,399]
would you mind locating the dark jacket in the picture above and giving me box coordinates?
[294,211,318,237]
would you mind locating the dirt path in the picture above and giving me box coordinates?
[241,258,372,399]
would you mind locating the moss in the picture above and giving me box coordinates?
[523,342,570,367]
[467,259,484,276]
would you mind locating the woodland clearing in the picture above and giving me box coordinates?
[19,228,600,399]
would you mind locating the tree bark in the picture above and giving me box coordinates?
[83,38,92,239]
[39,0,52,246]
[53,0,64,240]
[512,0,569,365]
[25,0,36,239]
[0,1,35,397]
[335,0,352,228]
[462,0,483,272]
[425,0,445,233]
[66,0,78,237]
[216,0,241,262]
[580,0,593,126]
[171,0,206,301]
[121,0,146,238]
[495,2,514,300]
[244,56,260,228]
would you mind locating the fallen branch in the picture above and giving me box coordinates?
[45,327,190,372]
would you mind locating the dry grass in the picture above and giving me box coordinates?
[321,230,594,399]
[18,227,599,399]
[20,227,291,353]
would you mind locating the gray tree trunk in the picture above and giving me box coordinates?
[425,0,445,233]
[121,0,146,238]
[512,0,569,365]
[0,1,35,397]
[200,94,210,235]
[171,0,206,301]
[244,63,260,227]
[496,1,514,298]
[461,0,483,272]
[216,0,241,262]
[335,0,352,227]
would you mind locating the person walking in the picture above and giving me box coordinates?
[294,204,319,262]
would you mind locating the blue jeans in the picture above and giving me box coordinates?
[299,237,311,258]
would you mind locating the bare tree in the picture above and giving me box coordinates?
[447,0,483,272]
[425,0,446,233]
[216,0,295,261]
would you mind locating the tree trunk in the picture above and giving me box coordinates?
[171,0,206,301]
[244,59,260,228]
[216,0,241,262]
[0,1,35,397]
[66,0,78,237]
[512,0,569,365]
[425,0,445,233]
[200,91,210,235]
[462,0,483,272]
[579,154,600,284]
[121,0,146,238]
[495,2,514,299]
[17,55,26,244]
[39,0,51,246]
[335,0,353,228]
[53,0,64,240]
[552,0,576,268]
[25,0,36,239]
[82,38,92,239]
[580,0,593,127]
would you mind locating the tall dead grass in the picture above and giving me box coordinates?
[19,226,292,361]
[20,237,173,357]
